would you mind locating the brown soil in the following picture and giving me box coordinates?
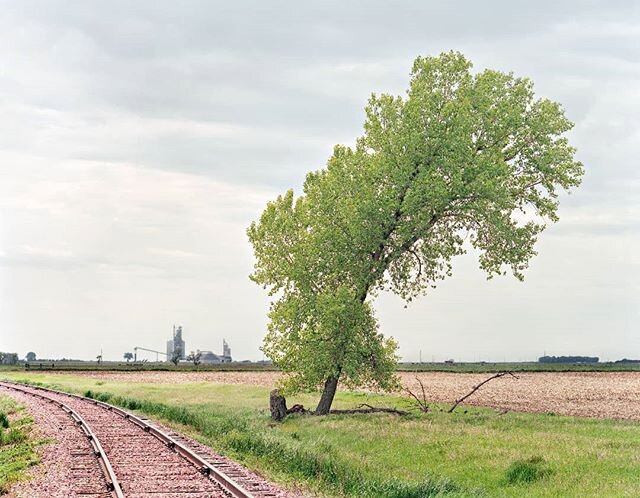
[399,371,640,421]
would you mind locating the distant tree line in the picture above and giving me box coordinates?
[538,355,599,364]
[0,352,18,365]
[614,358,640,364]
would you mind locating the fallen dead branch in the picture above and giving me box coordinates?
[448,371,518,413]
[286,404,307,414]
[329,403,408,416]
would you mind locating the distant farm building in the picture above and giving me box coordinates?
[199,340,232,364]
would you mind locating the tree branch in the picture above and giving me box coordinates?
[408,248,423,280]
[404,376,430,413]
[448,371,518,413]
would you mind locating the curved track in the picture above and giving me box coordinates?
[1,382,122,497]
[0,382,259,498]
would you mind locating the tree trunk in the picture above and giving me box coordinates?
[315,374,340,415]
[270,389,288,421]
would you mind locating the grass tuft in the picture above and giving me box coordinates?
[0,427,27,445]
[505,456,551,484]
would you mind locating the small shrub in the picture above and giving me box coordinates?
[95,392,112,402]
[0,412,9,429]
[505,456,551,484]
[124,399,141,410]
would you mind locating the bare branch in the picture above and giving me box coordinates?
[404,376,430,413]
[448,371,518,413]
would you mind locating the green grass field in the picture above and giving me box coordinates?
[2,372,639,497]
[0,395,42,493]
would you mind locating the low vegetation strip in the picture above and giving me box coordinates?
[397,361,640,373]
[0,396,41,493]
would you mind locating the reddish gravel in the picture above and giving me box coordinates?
[1,384,301,498]
[147,421,300,498]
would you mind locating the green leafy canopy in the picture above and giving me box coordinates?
[247,52,583,397]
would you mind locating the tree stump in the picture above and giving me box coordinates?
[270,389,288,421]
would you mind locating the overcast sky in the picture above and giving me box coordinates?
[0,1,638,362]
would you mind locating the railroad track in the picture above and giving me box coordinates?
[0,382,274,498]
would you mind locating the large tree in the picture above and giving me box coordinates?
[248,52,583,414]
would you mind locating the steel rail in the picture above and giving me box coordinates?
[2,381,255,498]
[0,381,124,498]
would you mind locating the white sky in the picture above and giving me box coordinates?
[1,1,638,362]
